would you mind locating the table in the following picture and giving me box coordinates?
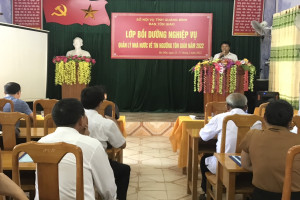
[20,116,127,162]
[187,129,217,200]
[169,116,204,169]
[215,153,252,200]
[2,151,36,170]
[20,115,127,137]
[19,127,56,139]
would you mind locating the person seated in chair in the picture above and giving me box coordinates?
[2,82,33,135]
[36,98,117,200]
[240,100,300,200]
[198,93,261,199]
[81,86,130,200]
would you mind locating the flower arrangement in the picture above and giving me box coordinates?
[53,55,96,85]
[190,58,256,94]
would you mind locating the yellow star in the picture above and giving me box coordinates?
[81,4,98,19]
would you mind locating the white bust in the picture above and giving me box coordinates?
[66,37,91,57]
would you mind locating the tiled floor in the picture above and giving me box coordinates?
[123,135,245,200]
[123,135,202,200]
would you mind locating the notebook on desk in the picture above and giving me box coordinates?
[229,155,241,167]
[19,153,33,163]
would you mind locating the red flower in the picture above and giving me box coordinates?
[85,58,91,62]
[235,61,241,66]
[92,59,96,64]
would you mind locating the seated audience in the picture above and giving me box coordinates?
[81,86,130,200]
[0,173,28,200]
[99,85,120,120]
[240,100,300,200]
[199,93,261,199]
[36,98,117,200]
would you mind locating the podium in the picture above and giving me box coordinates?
[53,56,94,100]
[203,66,245,107]
[62,83,86,100]
[191,58,256,110]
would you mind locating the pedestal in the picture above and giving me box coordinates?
[62,83,87,100]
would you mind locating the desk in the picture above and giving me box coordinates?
[187,129,217,200]
[2,151,36,170]
[19,127,56,139]
[20,115,127,137]
[215,153,252,200]
[117,116,127,137]
[169,116,204,168]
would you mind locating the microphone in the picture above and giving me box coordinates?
[219,51,225,59]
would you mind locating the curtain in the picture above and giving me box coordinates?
[44,0,260,112]
[269,5,300,109]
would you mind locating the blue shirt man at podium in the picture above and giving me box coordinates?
[213,41,238,61]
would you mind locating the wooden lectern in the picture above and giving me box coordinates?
[53,56,93,100]
[203,66,245,107]
[62,83,86,100]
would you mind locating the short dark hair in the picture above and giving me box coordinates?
[4,82,21,94]
[81,86,105,109]
[264,100,293,127]
[52,98,84,127]
[220,41,231,47]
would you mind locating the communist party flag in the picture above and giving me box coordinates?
[43,0,110,26]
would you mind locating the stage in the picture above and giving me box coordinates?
[122,112,202,136]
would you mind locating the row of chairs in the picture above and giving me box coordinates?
[204,101,288,125]
[0,98,116,125]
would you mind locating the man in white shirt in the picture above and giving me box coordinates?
[213,41,238,61]
[36,98,117,200]
[81,86,130,200]
[199,93,249,199]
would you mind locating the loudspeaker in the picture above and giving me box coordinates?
[245,79,269,114]
[256,91,279,107]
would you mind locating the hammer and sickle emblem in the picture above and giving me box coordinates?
[51,4,67,16]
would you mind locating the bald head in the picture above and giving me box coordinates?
[226,93,248,110]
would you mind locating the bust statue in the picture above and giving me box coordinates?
[66,37,91,57]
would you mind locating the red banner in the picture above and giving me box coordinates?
[111,13,213,60]
[43,0,110,26]
[12,0,42,29]
[232,0,264,36]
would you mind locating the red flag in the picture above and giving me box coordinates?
[43,0,110,26]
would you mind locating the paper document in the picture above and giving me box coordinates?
[19,153,33,163]
[229,155,241,167]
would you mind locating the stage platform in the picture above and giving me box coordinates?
[121,112,202,136]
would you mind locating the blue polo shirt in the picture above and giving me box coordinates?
[3,95,32,115]
[1,95,32,134]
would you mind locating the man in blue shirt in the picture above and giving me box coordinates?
[2,82,33,133]
[3,82,33,117]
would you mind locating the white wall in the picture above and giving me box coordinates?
[0,22,48,101]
